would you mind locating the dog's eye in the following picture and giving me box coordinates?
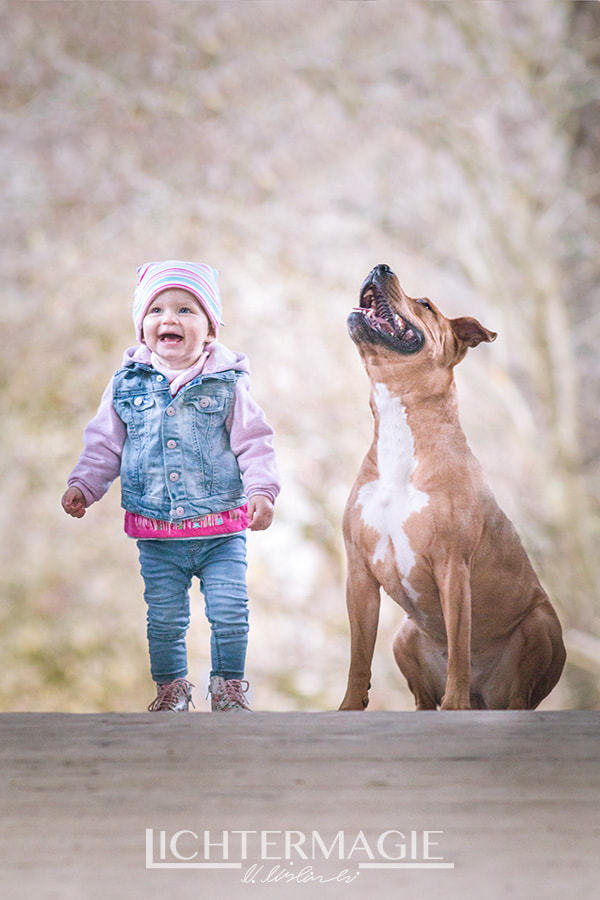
[417,299,433,312]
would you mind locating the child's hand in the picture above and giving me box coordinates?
[247,495,274,531]
[61,486,87,519]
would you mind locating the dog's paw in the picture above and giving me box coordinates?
[440,691,471,710]
[339,691,370,711]
[440,693,471,711]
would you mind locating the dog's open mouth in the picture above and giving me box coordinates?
[348,273,424,354]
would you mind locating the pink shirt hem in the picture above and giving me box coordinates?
[124,505,248,540]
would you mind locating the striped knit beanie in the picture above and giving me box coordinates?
[133,260,223,342]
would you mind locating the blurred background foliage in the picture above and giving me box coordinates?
[1,0,599,711]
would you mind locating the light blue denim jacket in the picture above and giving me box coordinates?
[113,361,246,521]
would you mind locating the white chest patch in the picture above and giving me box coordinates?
[356,383,429,593]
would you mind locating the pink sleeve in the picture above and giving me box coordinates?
[67,377,126,506]
[228,375,280,504]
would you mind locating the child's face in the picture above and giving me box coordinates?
[142,288,214,369]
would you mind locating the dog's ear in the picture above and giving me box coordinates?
[450,317,497,349]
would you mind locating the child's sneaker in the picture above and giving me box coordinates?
[148,678,195,711]
[208,676,252,711]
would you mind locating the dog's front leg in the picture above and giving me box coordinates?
[339,559,381,710]
[436,560,472,710]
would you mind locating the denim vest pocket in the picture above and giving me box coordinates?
[114,393,157,493]
[186,394,227,414]
[184,388,239,495]
[114,393,155,421]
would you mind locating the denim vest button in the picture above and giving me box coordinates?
[175,507,185,516]
[166,407,175,416]
[167,440,177,449]
[134,396,143,406]
[169,472,179,482]
[156,375,164,382]
[200,397,210,408]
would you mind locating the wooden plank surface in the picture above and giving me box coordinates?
[0,711,598,899]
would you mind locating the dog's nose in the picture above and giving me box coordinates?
[374,263,394,277]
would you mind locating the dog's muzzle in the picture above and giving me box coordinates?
[348,264,424,354]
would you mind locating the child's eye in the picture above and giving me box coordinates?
[179,306,192,314]
[148,306,162,315]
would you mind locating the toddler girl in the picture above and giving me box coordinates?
[62,261,280,712]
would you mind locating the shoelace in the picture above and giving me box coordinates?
[148,679,195,711]
[209,679,251,709]
[222,679,250,706]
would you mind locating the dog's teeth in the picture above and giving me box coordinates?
[359,290,378,315]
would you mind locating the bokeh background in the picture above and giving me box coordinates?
[2,0,599,712]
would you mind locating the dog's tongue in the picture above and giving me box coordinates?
[369,308,407,337]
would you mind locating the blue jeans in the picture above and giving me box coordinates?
[137,534,249,684]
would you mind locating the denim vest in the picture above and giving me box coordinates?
[113,362,246,522]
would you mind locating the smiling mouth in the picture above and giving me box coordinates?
[159,333,183,344]
[355,283,413,339]
[348,279,423,353]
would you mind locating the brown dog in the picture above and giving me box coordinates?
[340,264,565,711]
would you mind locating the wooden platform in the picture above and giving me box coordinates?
[1,711,598,899]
